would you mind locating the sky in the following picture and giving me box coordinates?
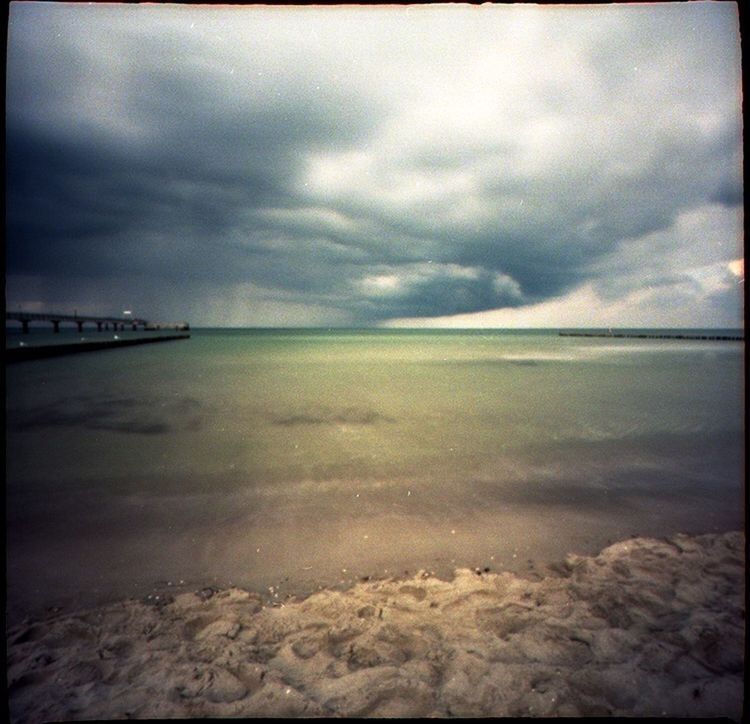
[5,2,744,328]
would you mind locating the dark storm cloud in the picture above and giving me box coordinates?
[6,3,382,294]
[5,3,743,326]
[6,124,291,281]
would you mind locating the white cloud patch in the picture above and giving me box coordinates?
[727,259,744,279]
[359,273,404,297]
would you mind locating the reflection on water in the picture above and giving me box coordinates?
[10,395,204,435]
[5,328,744,623]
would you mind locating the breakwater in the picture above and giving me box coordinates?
[5,333,190,363]
[559,332,743,341]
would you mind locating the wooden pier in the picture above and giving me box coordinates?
[5,311,189,334]
[5,333,190,363]
[559,332,744,341]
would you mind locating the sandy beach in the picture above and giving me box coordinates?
[5,529,744,720]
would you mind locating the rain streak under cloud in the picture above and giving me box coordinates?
[5,2,744,327]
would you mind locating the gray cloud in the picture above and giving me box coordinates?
[5,3,743,326]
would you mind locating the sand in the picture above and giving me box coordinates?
[6,530,745,721]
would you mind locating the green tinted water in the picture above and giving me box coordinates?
[5,329,744,621]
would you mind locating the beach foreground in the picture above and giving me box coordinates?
[7,531,744,721]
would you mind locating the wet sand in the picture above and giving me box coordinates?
[6,529,744,720]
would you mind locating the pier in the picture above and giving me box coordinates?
[5,310,192,363]
[559,331,744,341]
[5,333,190,363]
[5,311,189,334]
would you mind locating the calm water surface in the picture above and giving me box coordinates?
[5,328,745,623]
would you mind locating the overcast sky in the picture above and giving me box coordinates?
[6,2,744,327]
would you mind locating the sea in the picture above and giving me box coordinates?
[5,327,745,624]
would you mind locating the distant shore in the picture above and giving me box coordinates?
[6,530,744,720]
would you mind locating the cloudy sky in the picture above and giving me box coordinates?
[6,2,744,327]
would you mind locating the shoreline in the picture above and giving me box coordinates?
[6,529,745,720]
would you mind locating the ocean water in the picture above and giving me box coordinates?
[5,328,745,623]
